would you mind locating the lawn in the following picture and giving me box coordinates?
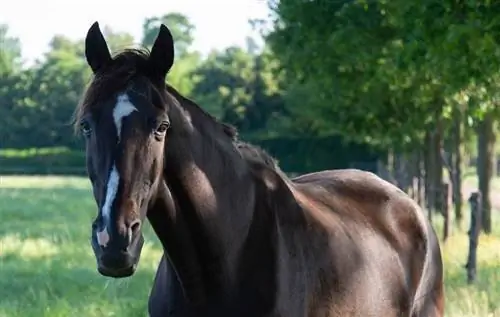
[0,176,162,317]
[0,175,500,316]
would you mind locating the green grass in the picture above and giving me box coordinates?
[0,147,73,157]
[0,175,500,316]
[0,176,162,317]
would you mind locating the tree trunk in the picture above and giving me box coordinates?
[432,115,444,215]
[477,114,495,234]
[394,154,411,193]
[442,183,451,242]
[387,150,395,185]
[393,153,400,188]
[409,151,418,200]
[423,131,433,222]
[451,106,463,228]
[466,192,482,284]
[416,149,423,206]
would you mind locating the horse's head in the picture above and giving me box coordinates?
[76,22,175,278]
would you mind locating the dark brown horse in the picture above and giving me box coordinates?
[75,22,444,316]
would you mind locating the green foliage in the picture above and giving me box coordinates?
[102,26,135,53]
[255,136,383,173]
[167,51,202,96]
[267,0,500,150]
[3,3,500,164]
[0,24,22,74]
[190,46,286,136]
[0,11,381,174]
[141,13,195,58]
[0,13,292,153]
[0,148,85,175]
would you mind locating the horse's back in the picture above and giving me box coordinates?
[290,169,444,316]
[291,169,424,245]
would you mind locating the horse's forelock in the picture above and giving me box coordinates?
[73,49,155,132]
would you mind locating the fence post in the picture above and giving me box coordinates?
[465,191,482,284]
[441,182,450,242]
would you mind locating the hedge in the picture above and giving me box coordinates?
[255,136,383,174]
[0,137,383,176]
[0,147,87,175]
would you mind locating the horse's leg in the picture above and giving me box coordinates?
[148,253,186,316]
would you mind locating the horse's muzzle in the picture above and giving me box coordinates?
[91,230,145,278]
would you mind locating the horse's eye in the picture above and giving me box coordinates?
[80,121,92,136]
[154,121,170,136]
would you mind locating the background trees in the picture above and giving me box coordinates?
[2,3,500,232]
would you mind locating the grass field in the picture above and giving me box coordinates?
[1,175,500,316]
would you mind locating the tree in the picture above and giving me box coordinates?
[11,36,90,148]
[191,45,285,136]
[102,26,135,53]
[0,24,22,74]
[141,13,195,58]
[141,13,200,96]
[267,0,500,232]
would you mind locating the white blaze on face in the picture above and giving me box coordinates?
[96,93,138,248]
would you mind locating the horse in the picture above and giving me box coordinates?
[74,21,445,316]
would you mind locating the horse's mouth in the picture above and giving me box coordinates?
[92,232,145,279]
[98,262,137,278]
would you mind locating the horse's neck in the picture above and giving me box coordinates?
[151,123,257,307]
[150,147,306,313]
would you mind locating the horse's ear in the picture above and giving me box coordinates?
[85,22,112,74]
[148,24,174,80]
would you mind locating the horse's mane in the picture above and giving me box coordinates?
[164,84,238,141]
[235,141,279,171]
[234,140,297,188]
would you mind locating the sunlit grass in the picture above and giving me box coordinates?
[439,231,500,316]
[0,234,60,258]
[0,175,90,189]
[0,175,163,317]
[0,175,499,316]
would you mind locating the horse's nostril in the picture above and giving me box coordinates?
[129,219,141,234]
